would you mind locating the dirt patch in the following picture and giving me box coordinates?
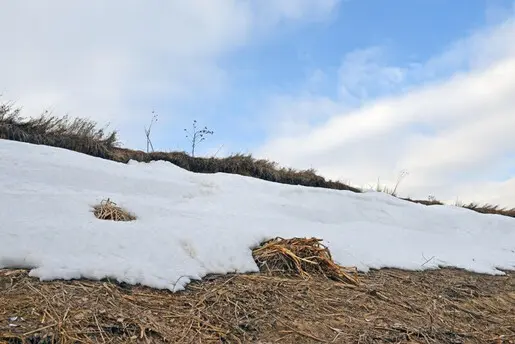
[1,268,514,344]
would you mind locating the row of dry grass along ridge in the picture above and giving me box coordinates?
[0,102,117,159]
[2,101,514,218]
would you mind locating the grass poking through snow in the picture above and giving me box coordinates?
[252,237,359,286]
[93,198,136,222]
[0,101,118,159]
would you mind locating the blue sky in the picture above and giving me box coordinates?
[146,0,515,152]
[2,0,515,206]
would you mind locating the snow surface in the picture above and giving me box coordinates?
[1,139,514,291]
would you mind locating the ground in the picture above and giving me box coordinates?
[1,268,514,344]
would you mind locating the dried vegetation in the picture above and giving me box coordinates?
[1,268,514,343]
[0,102,117,159]
[252,237,359,285]
[92,199,136,222]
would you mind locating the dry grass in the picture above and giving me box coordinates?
[0,102,118,159]
[92,199,136,222]
[1,268,513,343]
[111,148,361,192]
[401,197,445,206]
[459,202,515,218]
[252,237,359,286]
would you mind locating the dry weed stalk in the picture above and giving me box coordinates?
[252,237,359,286]
[93,198,136,222]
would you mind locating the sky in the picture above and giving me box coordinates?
[1,0,515,206]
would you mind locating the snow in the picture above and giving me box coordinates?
[1,139,514,291]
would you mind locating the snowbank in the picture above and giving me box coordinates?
[1,139,514,291]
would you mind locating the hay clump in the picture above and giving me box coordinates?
[93,198,136,221]
[252,237,359,286]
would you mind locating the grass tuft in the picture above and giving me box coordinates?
[252,237,359,286]
[112,149,361,192]
[93,198,136,222]
[0,101,118,159]
[460,202,515,217]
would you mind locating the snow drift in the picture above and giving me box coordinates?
[1,139,514,291]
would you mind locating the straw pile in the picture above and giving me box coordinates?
[252,237,359,286]
[92,198,136,222]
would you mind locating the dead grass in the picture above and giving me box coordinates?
[459,202,515,218]
[92,199,136,222]
[402,197,445,206]
[111,148,361,193]
[252,237,359,286]
[1,268,513,344]
[0,102,118,159]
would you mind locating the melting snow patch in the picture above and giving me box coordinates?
[1,139,514,291]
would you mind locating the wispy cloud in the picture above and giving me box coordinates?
[0,0,340,148]
[338,47,406,103]
[257,17,515,206]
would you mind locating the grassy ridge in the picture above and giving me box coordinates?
[1,102,514,218]
[0,102,117,159]
[112,148,360,192]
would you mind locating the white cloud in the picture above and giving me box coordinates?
[257,18,515,206]
[252,0,339,23]
[0,0,339,147]
[338,47,406,103]
[453,177,515,208]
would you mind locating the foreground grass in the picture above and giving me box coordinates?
[1,101,514,218]
[1,268,514,343]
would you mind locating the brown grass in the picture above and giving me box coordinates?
[1,268,514,344]
[92,198,136,222]
[252,237,359,286]
[0,102,118,159]
[111,148,360,192]
[1,100,514,219]
[459,202,515,217]
[401,197,445,206]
